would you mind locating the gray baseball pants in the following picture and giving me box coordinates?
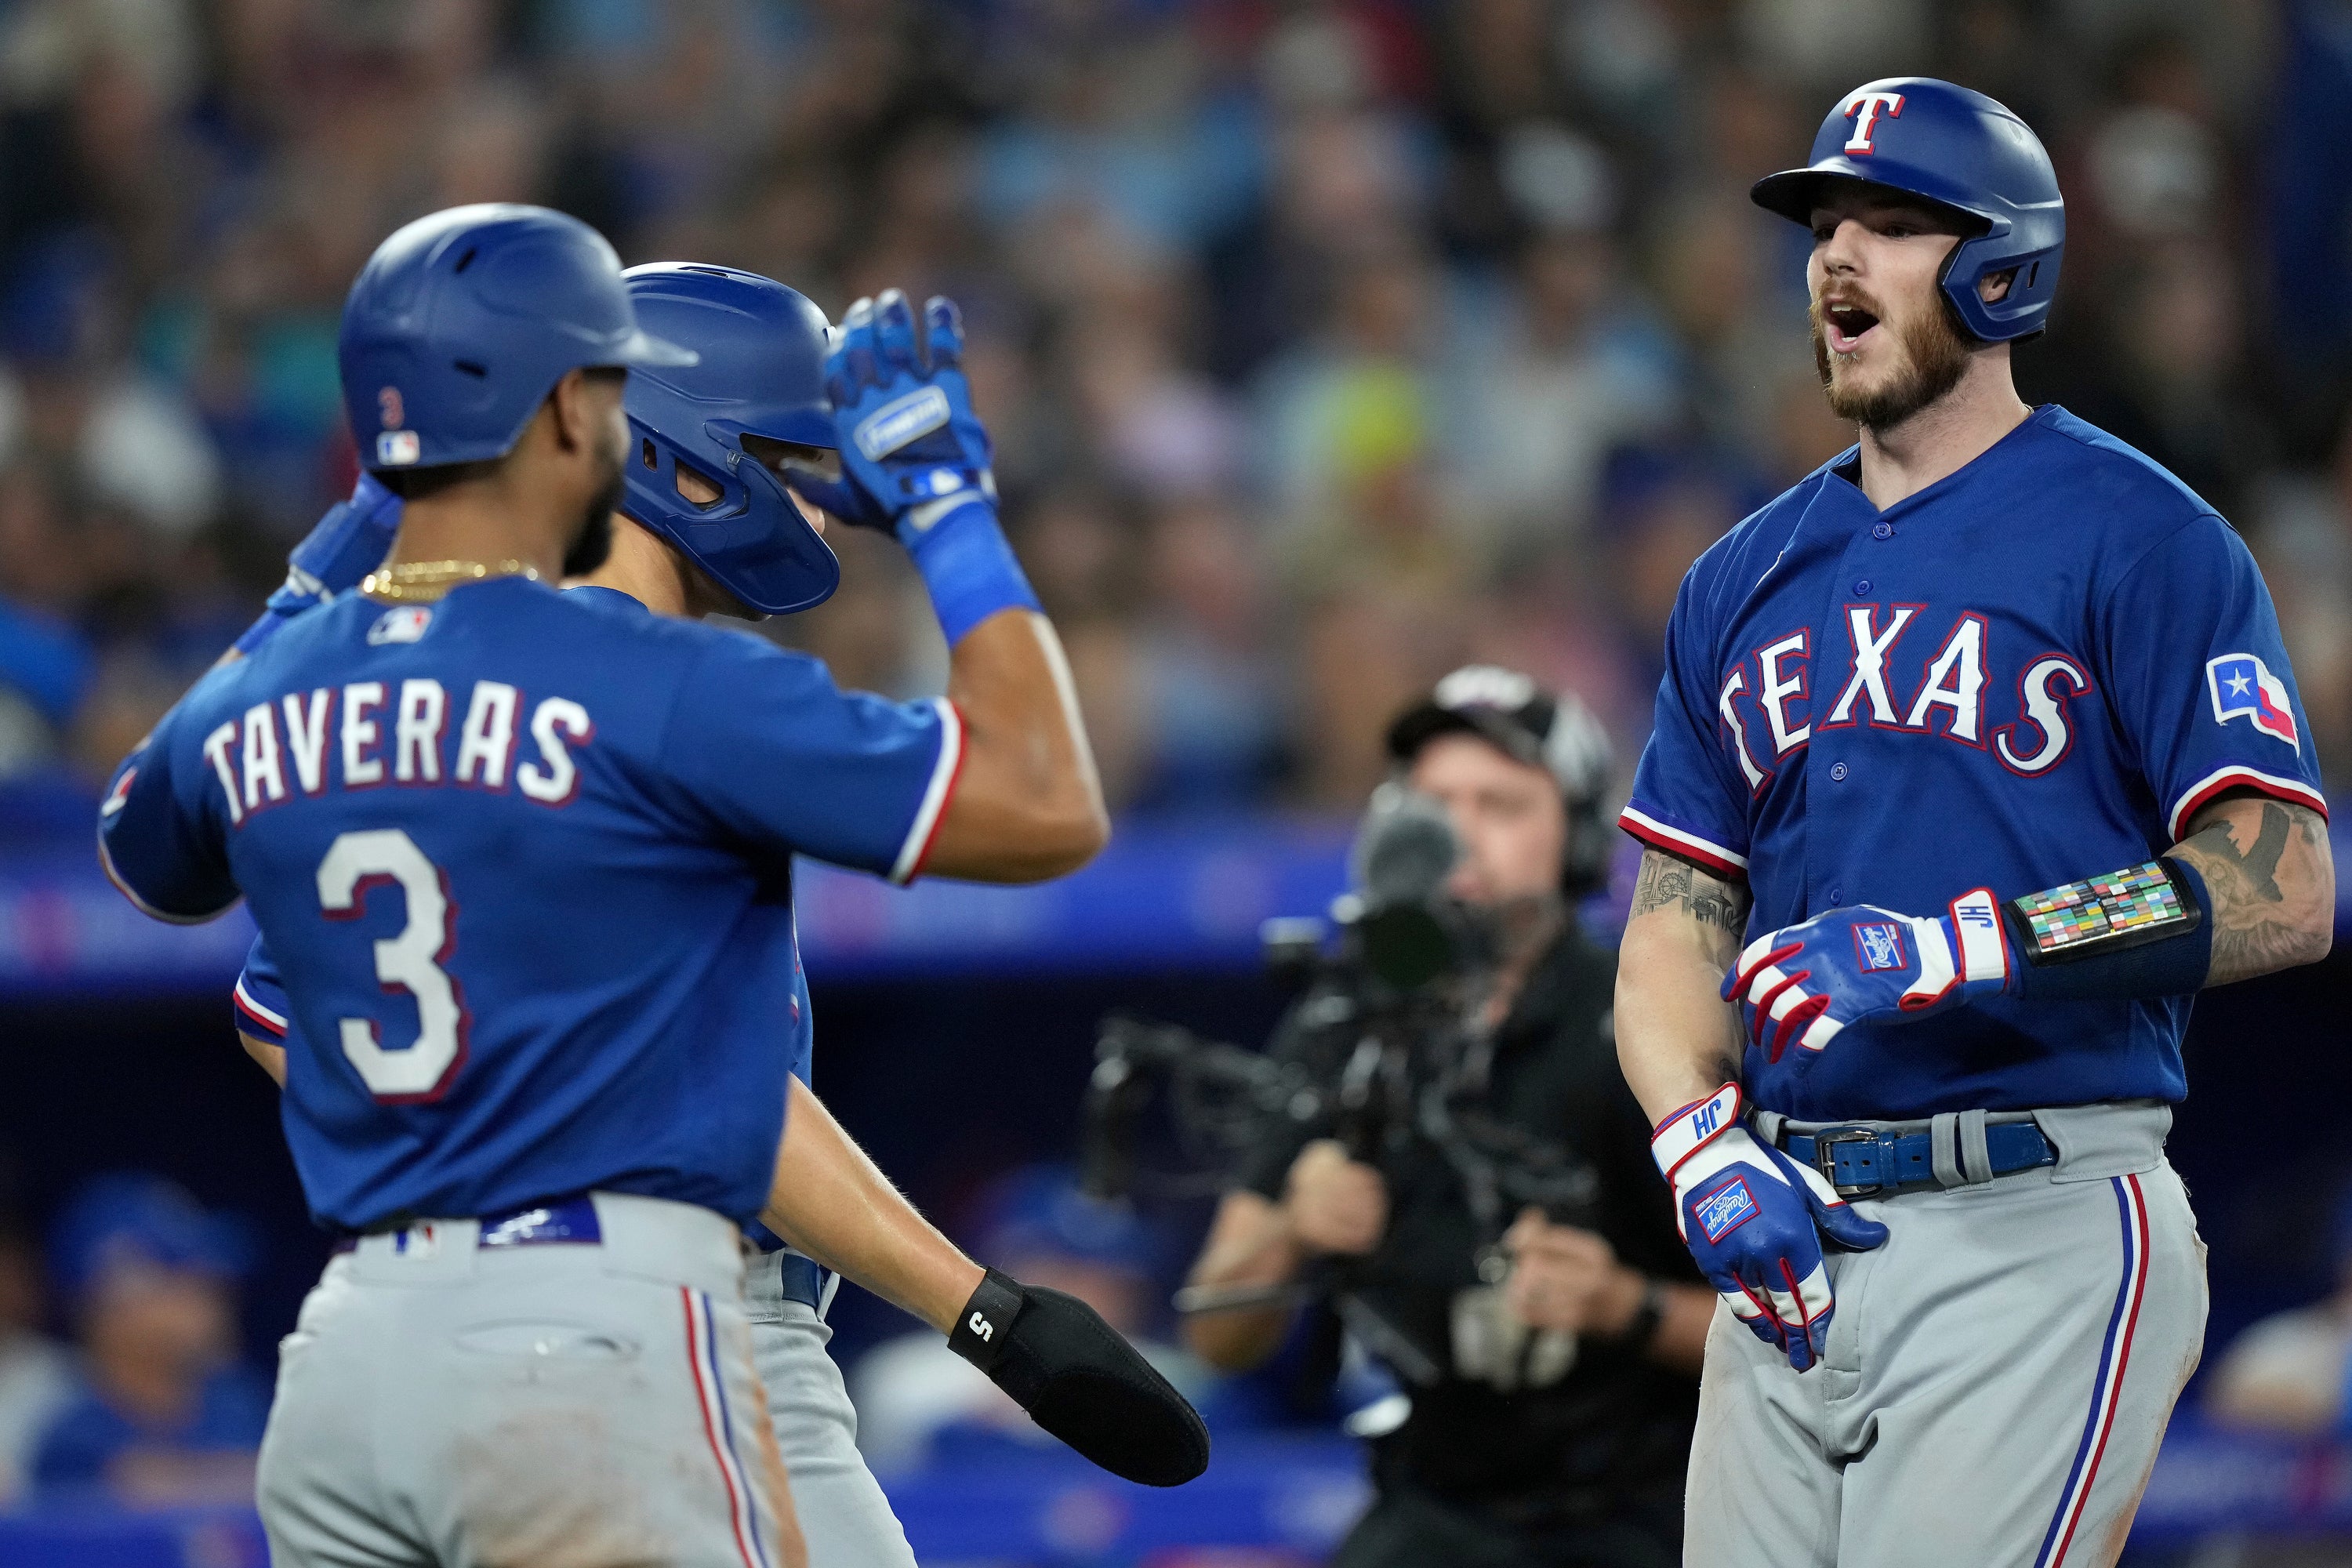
[256,1192,797,1568]
[1685,1102,2207,1568]
[743,1250,920,1568]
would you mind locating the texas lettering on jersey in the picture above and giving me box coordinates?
[200,677,594,826]
[1715,605,2091,790]
[1625,406,2328,1122]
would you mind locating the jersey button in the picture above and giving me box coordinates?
[1872,521,1893,539]
[1853,579,1871,596]
[1828,886,1845,903]
[1829,761,1849,781]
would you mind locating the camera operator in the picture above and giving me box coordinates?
[1183,667,1711,1568]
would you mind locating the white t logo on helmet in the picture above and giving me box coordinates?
[1843,92,1906,154]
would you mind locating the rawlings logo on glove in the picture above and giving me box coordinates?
[1722,890,2012,1065]
[1652,1084,1887,1372]
[1693,1175,1759,1242]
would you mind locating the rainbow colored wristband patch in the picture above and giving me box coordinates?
[2012,861,2192,961]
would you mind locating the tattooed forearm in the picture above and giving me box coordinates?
[1618,848,1752,1120]
[1628,849,1750,935]
[2167,800,2334,986]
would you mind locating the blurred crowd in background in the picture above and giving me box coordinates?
[3,0,2351,814]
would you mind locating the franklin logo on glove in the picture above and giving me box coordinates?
[855,385,953,461]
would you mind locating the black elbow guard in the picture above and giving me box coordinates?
[947,1267,1210,1486]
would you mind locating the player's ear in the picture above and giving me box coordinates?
[1980,268,2017,304]
[546,367,625,455]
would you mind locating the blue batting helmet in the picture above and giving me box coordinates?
[339,204,696,474]
[50,1173,256,1305]
[1751,78,2063,343]
[618,264,841,616]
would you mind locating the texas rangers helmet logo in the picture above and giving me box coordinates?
[1843,92,1905,154]
[1854,921,1907,973]
[2206,653,2299,750]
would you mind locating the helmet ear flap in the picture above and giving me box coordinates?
[619,419,749,543]
[1943,230,2061,344]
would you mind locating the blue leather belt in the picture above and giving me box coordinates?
[775,1252,825,1310]
[334,1193,602,1254]
[1778,1123,2055,1197]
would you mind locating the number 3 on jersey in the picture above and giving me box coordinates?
[316,829,468,1100]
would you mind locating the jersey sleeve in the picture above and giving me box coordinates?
[1620,563,1753,878]
[96,702,240,923]
[2099,516,2328,841]
[659,636,963,884]
[233,935,289,1041]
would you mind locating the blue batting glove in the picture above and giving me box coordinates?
[232,474,404,655]
[786,290,1040,645]
[1722,891,2013,1067]
[1652,1083,1887,1373]
[786,290,997,541]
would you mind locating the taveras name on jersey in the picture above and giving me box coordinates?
[100,579,960,1231]
[187,673,594,819]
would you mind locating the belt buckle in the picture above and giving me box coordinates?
[1811,1127,1883,1198]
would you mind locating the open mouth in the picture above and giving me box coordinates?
[1824,302,1880,354]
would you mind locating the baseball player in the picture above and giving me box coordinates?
[95,205,1203,1567]
[227,260,1206,1566]
[1613,82,2335,1565]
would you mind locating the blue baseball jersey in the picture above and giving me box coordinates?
[1623,405,2327,1120]
[103,578,960,1230]
[234,925,813,1251]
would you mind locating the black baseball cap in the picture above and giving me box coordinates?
[1385,665,1607,804]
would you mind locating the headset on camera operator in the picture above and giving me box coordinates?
[1182,667,1711,1568]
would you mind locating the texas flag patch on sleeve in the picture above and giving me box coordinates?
[2207,654,2299,750]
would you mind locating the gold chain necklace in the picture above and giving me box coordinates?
[360,561,543,603]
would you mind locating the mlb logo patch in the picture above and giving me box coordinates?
[100,767,136,818]
[1694,1175,1759,1244]
[368,605,434,645]
[2207,654,2299,750]
[376,430,421,466]
[1853,921,1907,973]
[390,1222,440,1260]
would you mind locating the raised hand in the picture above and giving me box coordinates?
[784,289,996,543]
